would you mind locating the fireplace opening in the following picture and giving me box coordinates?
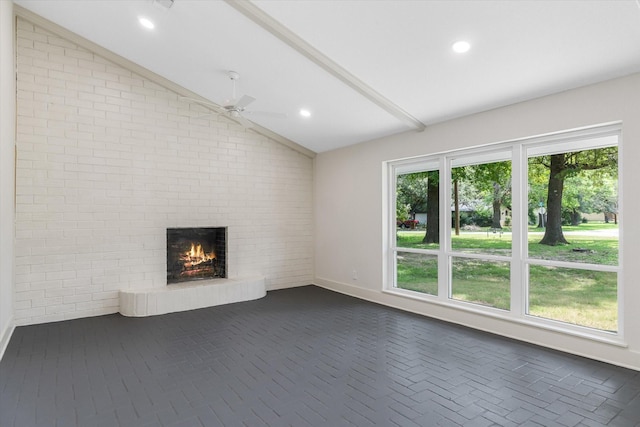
[167,227,227,284]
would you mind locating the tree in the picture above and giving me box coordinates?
[589,175,618,223]
[469,161,511,229]
[396,173,428,215]
[556,174,586,226]
[539,153,569,245]
[528,161,549,227]
[423,171,439,244]
[396,202,411,223]
[451,167,470,236]
[561,173,609,226]
[395,171,439,243]
[532,148,617,246]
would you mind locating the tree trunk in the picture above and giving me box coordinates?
[491,182,502,229]
[540,154,569,245]
[423,171,439,244]
[492,199,502,228]
[570,209,581,226]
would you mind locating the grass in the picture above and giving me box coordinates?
[397,253,438,295]
[396,225,618,331]
[528,265,617,332]
[451,258,511,310]
[555,223,619,232]
[397,229,618,265]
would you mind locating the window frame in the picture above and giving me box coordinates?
[385,122,623,344]
[388,157,442,295]
[446,147,514,311]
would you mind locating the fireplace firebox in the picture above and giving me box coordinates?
[167,227,227,284]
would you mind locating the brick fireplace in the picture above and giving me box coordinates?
[120,226,265,317]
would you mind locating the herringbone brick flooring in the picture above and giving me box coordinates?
[1,286,639,426]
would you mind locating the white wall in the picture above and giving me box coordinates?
[314,72,640,370]
[13,18,314,326]
[0,0,16,357]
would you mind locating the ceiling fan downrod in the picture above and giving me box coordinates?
[228,70,240,101]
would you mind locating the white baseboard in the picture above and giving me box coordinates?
[0,318,14,361]
[267,281,312,291]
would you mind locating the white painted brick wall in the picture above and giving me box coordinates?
[14,19,314,325]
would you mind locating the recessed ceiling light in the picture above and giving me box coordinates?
[138,17,155,30]
[299,109,311,118]
[452,40,471,53]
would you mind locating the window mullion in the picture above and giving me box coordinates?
[438,156,450,300]
[511,144,525,317]
[387,164,398,290]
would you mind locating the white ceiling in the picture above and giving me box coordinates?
[13,0,640,154]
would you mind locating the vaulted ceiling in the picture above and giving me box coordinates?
[13,0,640,154]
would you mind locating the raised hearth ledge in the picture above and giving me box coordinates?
[119,276,266,317]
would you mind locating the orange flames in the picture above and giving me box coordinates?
[180,243,216,268]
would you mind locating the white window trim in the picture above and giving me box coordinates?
[385,122,623,345]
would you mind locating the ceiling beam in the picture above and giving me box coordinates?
[225,0,427,133]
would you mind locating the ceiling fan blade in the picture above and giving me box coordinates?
[234,95,256,110]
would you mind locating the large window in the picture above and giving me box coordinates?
[388,124,621,339]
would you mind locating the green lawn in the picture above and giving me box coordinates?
[397,229,618,265]
[559,223,619,232]
[396,226,618,331]
[396,253,438,295]
[528,265,617,332]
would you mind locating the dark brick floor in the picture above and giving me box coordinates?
[1,285,639,426]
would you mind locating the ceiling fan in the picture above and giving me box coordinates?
[181,71,284,128]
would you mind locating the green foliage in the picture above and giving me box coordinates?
[396,172,429,215]
[466,161,512,207]
[531,148,618,179]
[457,209,493,228]
[396,203,410,222]
[558,171,618,225]
[452,160,511,229]
[528,147,618,239]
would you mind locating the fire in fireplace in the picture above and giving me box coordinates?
[167,227,227,283]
